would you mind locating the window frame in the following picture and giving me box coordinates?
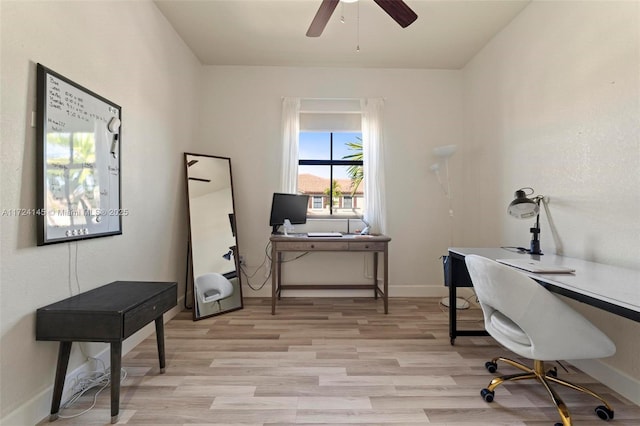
[298,132,363,218]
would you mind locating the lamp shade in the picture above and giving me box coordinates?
[507,189,540,219]
[433,144,457,159]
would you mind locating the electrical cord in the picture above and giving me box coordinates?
[240,240,310,291]
[240,265,271,291]
[62,241,129,419]
[74,241,80,293]
[67,241,82,296]
[58,367,127,419]
[438,292,481,323]
[240,241,272,291]
[500,245,529,253]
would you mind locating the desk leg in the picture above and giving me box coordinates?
[49,341,72,421]
[155,316,166,374]
[383,248,389,314]
[110,341,122,424]
[277,252,283,300]
[448,269,457,346]
[373,252,379,300]
[271,244,277,315]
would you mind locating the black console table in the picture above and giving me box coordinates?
[36,281,177,423]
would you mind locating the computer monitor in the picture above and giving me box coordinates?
[269,193,309,234]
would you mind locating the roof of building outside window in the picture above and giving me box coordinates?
[298,173,364,196]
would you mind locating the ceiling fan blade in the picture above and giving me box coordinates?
[306,0,340,37]
[373,0,418,28]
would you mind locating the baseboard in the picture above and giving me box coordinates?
[242,284,475,299]
[1,298,183,426]
[570,358,640,405]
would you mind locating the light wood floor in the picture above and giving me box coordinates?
[48,297,640,425]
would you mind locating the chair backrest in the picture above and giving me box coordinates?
[195,273,234,303]
[464,255,615,361]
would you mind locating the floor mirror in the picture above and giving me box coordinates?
[185,153,243,320]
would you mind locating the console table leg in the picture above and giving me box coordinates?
[383,249,389,314]
[271,244,277,314]
[277,252,283,300]
[155,316,166,374]
[373,252,379,300]
[49,341,72,421]
[110,341,122,424]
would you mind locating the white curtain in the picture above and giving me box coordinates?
[361,98,387,234]
[280,97,300,193]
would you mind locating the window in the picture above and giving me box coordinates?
[281,97,385,233]
[312,196,323,209]
[297,132,363,217]
[343,196,353,209]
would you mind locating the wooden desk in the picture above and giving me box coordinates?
[270,234,391,314]
[445,248,640,345]
[36,281,177,423]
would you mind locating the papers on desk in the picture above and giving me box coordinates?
[307,232,343,237]
[496,258,576,274]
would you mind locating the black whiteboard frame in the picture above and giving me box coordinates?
[36,64,122,246]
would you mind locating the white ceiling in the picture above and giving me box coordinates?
[154,0,530,69]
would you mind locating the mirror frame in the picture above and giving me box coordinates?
[184,152,243,320]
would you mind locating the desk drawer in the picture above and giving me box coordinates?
[281,241,349,251]
[123,288,176,338]
[348,241,386,251]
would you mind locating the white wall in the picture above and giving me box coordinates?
[196,66,464,297]
[0,1,200,423]
[461,0,640,400]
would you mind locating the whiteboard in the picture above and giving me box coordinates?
[36,64,122,245]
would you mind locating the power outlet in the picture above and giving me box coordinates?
[238,255,245,266]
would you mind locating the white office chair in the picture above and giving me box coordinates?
[195,273,234,315]
[464,255,616,426]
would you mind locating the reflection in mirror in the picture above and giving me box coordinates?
[185,153,243,320]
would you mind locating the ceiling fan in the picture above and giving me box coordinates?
[306,0,418,37]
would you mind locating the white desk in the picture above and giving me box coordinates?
[446,248,640,344]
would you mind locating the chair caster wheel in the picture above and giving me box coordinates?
[595,405,614,421]
[547,366,558,377]
[485,361,497,373]
[554,423,563,426]
[480,388,494,402]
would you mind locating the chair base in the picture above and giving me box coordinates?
[481,357,614,426]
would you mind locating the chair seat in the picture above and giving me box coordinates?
[203,289,222,302]
[489,310,531,346]
[195,273,235,304]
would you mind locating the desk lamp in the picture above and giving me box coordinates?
[508,188,544,255]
